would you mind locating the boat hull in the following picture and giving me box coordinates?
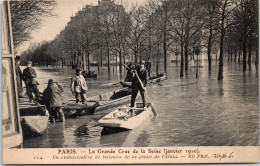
[98,103,154,134]
[119,81,132,88]
[20,116,49,138]
[62,102,98,117]
[19,102,50,138]
[87,88,135,111]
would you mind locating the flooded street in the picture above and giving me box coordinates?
[23,61,259,147]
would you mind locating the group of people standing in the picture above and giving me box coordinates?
[15,56,40,102]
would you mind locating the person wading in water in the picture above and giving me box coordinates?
[43,79,65,123]
[130,60,148,108]
[70,68,88,104]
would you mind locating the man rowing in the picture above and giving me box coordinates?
[130,60,148,108]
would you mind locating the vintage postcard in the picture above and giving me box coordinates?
[2,0,259,164]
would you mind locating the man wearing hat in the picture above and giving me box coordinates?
[23,61,40,102]
[130,60,148,108]
[43,79,65,122]
[15,56,24,98]
[70,68,88,104]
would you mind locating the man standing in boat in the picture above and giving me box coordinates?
[43,79,65,123]
[15,56,24,98]
[23,61,40,102]
[131,60,148,108]
[70,68,88,104]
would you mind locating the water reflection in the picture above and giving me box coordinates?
[22,63,259,147]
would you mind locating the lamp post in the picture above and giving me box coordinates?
[194,47,200,79]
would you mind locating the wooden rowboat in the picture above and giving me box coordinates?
[149,73,166,83]
[119,81,132,88]
[87,88,134,111]
[119,73,166,88]
[60,88,135,117]
[19,102,49,138]
[98,103,154,135]
[83,71,97,78]
[62,102,99,117]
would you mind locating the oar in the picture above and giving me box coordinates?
[134,71,157,116]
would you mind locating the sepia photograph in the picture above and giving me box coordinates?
[2,0,259,164]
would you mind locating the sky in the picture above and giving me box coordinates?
[16,0,146,55]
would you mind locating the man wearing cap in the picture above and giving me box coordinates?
[15,56,24,98]
[131,60,148,108]
[70,68,88,104]
[43,79,65,122]
[23,61,40,102]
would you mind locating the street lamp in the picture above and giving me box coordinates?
[194,46,200,79]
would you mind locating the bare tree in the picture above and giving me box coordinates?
[109,1,130,73]
[217,0,237,80]
[10,1,57,50]
[124,4,148,66]
[202,0,220,71]
[149,0,174,72]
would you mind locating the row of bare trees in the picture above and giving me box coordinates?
[18,0,258,80]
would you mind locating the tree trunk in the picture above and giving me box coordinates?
[101,52,103,68]
[228,50,230,62]
[217,21,225,80]
[55,59,58,68]
[230,49,233,62]
[238,50,241,63]
[123,56,126,69]
[163,39,167,73]
[242,8,247,72]
[134,49,138,66]
[207,38,212,71]
[87,51,90,71]
[163,20,167,73]
[107,46,110,72]
[248,32,252,69]
[180,42,184,77]
[184,41,189,71]
[234,48,237,62]
[119,51,122,73]
[242,30,247,72]
[83,51,87,71]
[156,59,159,76]
[255,48,258,70]
[62,58,64,68]
[248,46,252,70]
[97,55,100,72]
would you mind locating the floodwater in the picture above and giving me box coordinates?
[22,61,259,147]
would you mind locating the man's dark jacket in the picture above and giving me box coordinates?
[23,67,37,85]
[43,84,64,109]
[15,64,23,91]
[131,68,148,90]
